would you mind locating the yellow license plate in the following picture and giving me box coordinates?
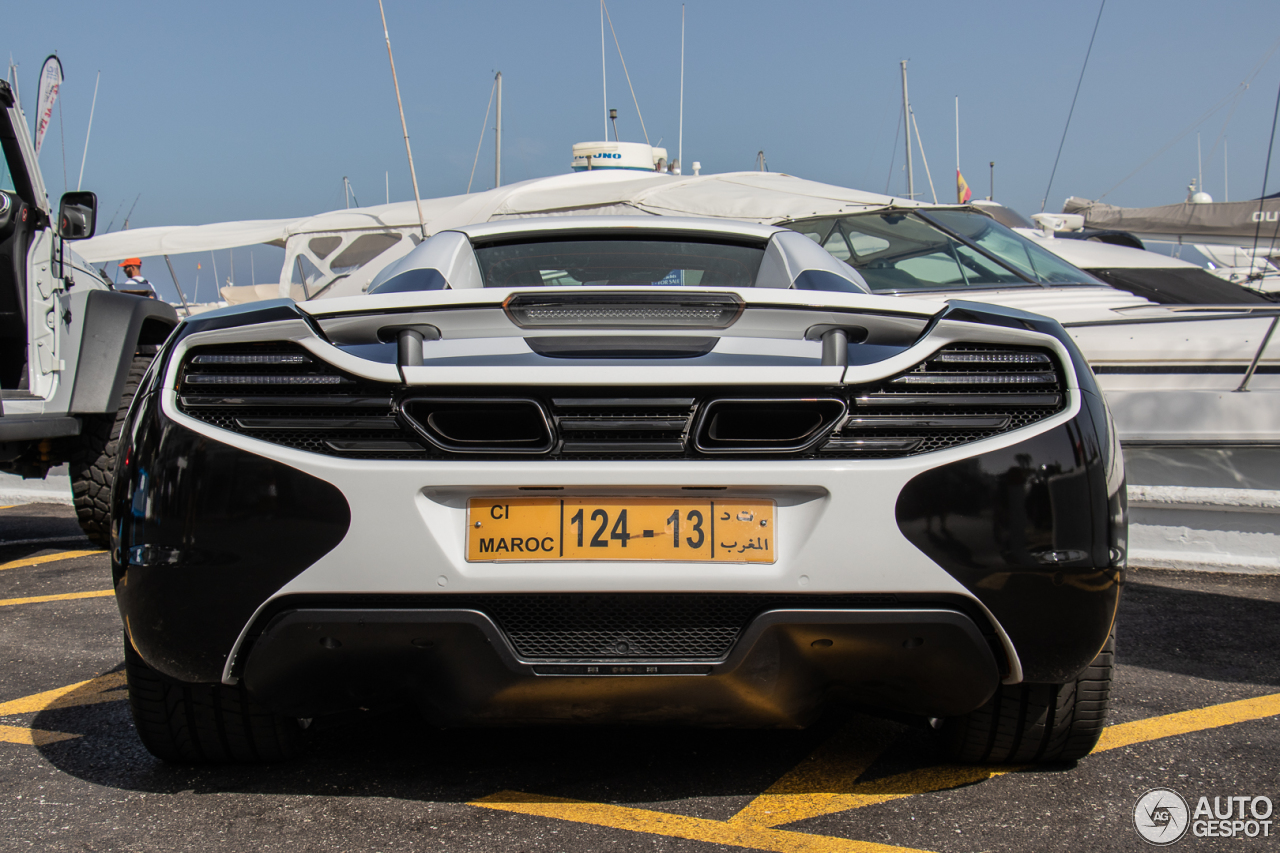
[467,497,775,563]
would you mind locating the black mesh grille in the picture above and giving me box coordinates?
[822,343,1066,458]
[468,593,898,660]
[553,399,693,457]
[177,341,1065,460]
[177,341,429,460]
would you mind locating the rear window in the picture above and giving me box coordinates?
[473,237,766,288]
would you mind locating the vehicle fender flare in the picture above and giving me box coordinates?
[69,290,178,414]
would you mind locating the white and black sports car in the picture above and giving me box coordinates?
[112,217,1125,764]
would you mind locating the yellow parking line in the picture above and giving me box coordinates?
[474,689,1280,850]
[735,691,1280,830]
[0,671,127,717]
[0,724,79,746]
[1094,691,1280,753]
[729,716,903,828]
[0,672,128,747]
[0,550,104,572]
[473,791,933,853]
[735,764,1011,829]
[0,589,114,607]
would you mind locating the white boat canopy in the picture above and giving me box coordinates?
[75,170,915,302]
[75,217,297,260]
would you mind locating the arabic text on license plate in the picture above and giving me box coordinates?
[466,497,775,563]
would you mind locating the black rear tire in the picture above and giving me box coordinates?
[124,636,301,764]
[942,633,1114,764]
[68,354,151,548]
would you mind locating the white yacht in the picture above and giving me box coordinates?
[780,206,1280,446]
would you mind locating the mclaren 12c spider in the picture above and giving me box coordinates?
[113,217,1124,764]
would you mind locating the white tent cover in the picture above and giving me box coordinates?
[76,170,913,264]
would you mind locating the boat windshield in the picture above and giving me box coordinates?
[473,238,766,288]
[784,210,1102,293]
[969,201,1037,229]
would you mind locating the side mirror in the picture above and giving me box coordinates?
[57,191,97,240]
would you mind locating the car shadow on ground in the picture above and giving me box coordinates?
[33,699,1087,812]
[30,573,1278,803]
[33,698,919,803]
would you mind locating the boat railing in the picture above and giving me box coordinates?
[1062,306,1280,393]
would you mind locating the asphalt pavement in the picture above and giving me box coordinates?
[2,501,1278,852]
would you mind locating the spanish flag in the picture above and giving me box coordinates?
[957,169,972,204]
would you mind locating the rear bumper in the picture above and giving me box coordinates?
[114,378,1122,692]
[112,317,1125,696]
[241,606,1000,724]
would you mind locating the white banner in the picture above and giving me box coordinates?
[34,54,63,158]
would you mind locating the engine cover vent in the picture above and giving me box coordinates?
[823,343,1067,457]
[176,341,425,459]
[176,341,1066,461]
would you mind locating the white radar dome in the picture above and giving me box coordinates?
[571,141,669,172]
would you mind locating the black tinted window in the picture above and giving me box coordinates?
[473,238,766,288]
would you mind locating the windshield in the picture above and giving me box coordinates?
[473,237,766,288]
[924,210,1099,285]
[785,210,1100,293]
[969,201,1036,229]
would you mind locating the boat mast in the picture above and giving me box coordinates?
[495,71,502,188]
[602,0,650,145]
[901,60,914,199]
[601,1,608,139]
[1197,132,1203,196]
[76,70,99,191]
[911,109,937,203]
[678,4,684,174]
[377,0,427,240]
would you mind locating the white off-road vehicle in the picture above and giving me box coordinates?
[0,79,177,545]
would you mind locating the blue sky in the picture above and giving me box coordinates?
[8,1,1280,295]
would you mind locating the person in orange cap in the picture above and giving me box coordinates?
[117,258,156,298]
